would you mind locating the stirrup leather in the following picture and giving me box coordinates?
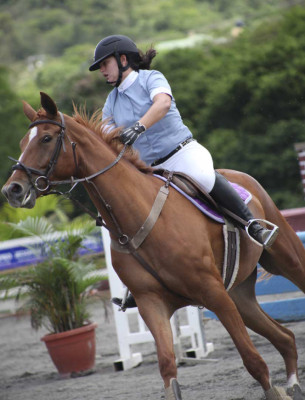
[245,218,279,248]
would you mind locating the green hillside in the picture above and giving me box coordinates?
[0,0,301,62]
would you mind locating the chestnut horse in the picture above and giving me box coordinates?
[2,92,305,400]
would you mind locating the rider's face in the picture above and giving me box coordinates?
[99,56,119,86]
[99,55,129,86]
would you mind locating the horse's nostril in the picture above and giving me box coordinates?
[10,182,23,194]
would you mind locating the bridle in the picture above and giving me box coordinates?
[9,112,67,192]
[9,112,127,193]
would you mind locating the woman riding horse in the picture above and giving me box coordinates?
[88,34,279,308]
[2,92,305,400]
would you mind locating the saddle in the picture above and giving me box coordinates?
[165,170,213,202]
[154,169,251,225]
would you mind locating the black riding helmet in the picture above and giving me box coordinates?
[89,35,139,87]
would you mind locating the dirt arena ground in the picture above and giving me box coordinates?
[1,295,305,400]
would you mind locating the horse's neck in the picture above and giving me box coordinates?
[72,131,156,235]
[85,164,156,236]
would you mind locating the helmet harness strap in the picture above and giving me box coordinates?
[113,51,130,87]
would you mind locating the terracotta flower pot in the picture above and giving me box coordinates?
[41,322,98,377]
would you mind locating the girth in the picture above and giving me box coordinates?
[158,170,241,290]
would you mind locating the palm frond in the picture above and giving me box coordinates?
[1,195,61,222]
[8,216,55,239]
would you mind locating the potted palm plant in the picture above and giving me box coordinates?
[0,216,106,377]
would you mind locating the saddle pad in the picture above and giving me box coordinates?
[154,174,252,224]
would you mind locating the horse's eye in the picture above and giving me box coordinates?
[42,135,52,143]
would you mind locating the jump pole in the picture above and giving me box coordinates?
[102,227,214,371]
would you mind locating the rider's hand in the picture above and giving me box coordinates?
[119,121,146,145]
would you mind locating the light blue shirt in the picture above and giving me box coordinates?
[102,69,192,165]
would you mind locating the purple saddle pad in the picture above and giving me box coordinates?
[154,175,252,224]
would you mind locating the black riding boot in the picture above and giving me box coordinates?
[111,293,137,309]
[209,172,279,248]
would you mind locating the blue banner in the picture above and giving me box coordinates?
[0,232,104,272]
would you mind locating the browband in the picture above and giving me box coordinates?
[29,112,65,129]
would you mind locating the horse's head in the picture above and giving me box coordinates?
[2,92,153,210]
[1,92,76,209]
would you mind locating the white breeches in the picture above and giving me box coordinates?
[155,140,216,193]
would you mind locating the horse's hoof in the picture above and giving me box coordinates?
[165,378,182,400]
[287,384,304,400]
[265,386,292,400]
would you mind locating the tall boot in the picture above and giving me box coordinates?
[111,293,137,309]
[210,172,279,248]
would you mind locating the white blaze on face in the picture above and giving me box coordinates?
[28,126,38,143]
[12,127,38,176]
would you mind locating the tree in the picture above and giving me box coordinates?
[154,7,305,208]
[0,67,27,194]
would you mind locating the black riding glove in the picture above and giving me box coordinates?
[120,121,146,145]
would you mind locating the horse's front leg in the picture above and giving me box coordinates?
[203,279,290,399]
[137,297,182,400]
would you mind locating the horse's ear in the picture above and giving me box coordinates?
[40,92,58,117]
[22,101,37,122]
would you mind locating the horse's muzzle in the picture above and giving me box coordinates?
[1,181,36,208]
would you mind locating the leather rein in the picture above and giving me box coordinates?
[9,114,192,303]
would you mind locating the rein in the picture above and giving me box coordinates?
[9,113,192,304]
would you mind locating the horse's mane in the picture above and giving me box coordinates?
[72,105,153,174]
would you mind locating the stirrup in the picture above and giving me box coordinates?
[112,288,130,312]
[245,218,279,248]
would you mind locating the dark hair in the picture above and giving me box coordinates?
[128,47,157,71]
